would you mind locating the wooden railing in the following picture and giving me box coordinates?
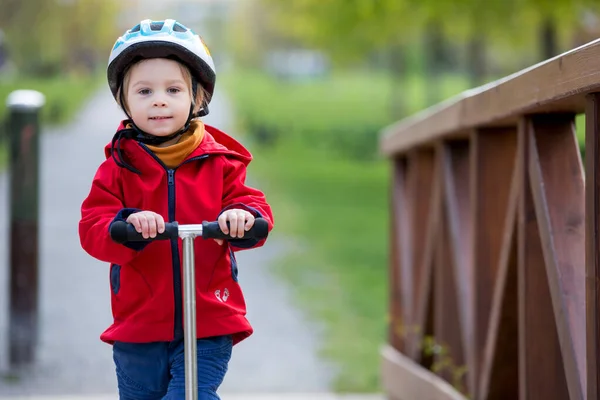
[379,38,600,400]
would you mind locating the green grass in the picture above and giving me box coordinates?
[247,144,390,392]
[0,143,6,168]
[222,68,473,392]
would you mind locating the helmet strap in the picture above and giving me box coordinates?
[128,121,189,146]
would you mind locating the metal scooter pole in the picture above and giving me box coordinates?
[182,234,198,400]
[110,219,269,400]
[178,224,211,400]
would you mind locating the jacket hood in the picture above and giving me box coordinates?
[104,120,253,166]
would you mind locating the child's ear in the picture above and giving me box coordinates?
[116,88,130,115]
[193,90,205,114]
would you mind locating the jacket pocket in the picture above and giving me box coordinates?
[229,249,238,282]
[110,262,153,323]
[110,264,121,295]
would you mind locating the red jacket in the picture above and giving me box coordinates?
[79,122,273,345]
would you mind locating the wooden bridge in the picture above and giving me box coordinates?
[379,38,600,399]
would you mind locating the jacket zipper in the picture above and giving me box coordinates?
[167,168,183,339]
[137,144,208,340]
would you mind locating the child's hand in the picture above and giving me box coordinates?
[215,209,255,245]
[126,211,165,239]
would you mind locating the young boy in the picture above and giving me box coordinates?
[78,19,274,399]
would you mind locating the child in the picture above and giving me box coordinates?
[78,19,274,399]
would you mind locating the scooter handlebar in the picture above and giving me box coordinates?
[110,218,270,244]
[200,218,269,241]
[109,221,179,243]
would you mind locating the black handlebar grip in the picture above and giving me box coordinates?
[110,220,179,244]
[202,217,269,240]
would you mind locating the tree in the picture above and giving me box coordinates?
[254,0,600,116]
[521,0,600,60]
[261,0,422,63]
[2,0,121,76]
[61,0,122,73]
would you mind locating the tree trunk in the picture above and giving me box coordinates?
[424,21,446,106]
[388,43,405,120]
[540,17,558,61]
[0,0,21,26]
[467,33,486,88]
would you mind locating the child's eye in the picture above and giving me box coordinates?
[168,87,181,94]
[138,89,151,95]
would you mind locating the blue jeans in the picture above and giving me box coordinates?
[112,335,232,399]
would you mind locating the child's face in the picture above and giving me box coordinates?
[125,58,192,137]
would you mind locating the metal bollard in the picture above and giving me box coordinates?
[5,90,45,368]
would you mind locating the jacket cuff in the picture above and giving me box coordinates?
[219,204,263,249]
[109,208,150,251]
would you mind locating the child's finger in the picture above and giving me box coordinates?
[245,214,255,230]
[218,213,229,235]
[228,212,239,238]
[147,215,157,238]
[236,211,246,238]
[156,214,165,234]
[128,215,142,233]
[139,214,150,239]
[214,239,224,246]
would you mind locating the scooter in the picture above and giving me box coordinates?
[110,218,269,400]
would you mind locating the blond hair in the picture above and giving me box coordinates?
[116,58,209,115]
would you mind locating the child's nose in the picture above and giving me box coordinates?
[152,96,168,107]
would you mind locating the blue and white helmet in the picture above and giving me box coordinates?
[107,19,216,105]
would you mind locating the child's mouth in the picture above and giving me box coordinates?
[150,116,172,120]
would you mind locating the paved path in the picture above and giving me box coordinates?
[0,86,339,397]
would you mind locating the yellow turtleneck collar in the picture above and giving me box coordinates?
[146,120,205,169]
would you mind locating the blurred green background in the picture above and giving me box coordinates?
[0,0,597,392]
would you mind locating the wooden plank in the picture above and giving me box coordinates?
[406,150,436,355]
[477,150,520,400]
[395,153,414,352]
[381,344,468,400]
[380,99,465,156]
[470,127,518,390]
[527,114,586,400]
[586,93,600,400]
[440,141,476,395]
[389,157,407,351]
[380,38,600,156]
[409,151,443,361]
[482,228,519,400]
[518,118,570,400]
[433,211,466,392]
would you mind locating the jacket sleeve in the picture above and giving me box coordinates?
[79,159,143,265]
[220,156,274,251]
